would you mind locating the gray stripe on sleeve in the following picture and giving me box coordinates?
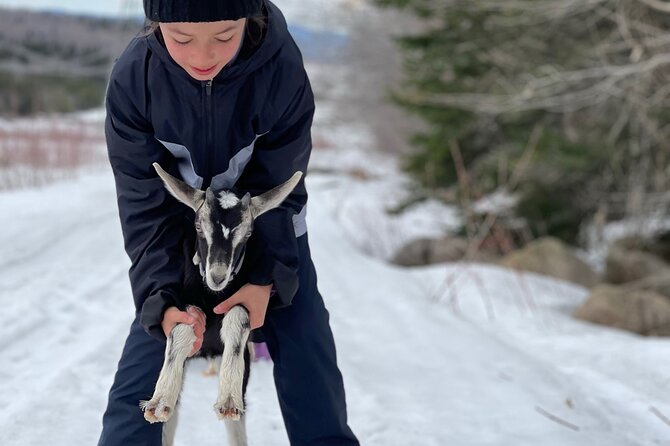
[210,133,267,191]
[157,139,203,189]
[158,134,307,237]
[293,205,307,237]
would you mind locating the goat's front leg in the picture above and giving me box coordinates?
[140,323,195,423]
[214,305,251,421]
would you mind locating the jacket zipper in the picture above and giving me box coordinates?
[203,80,214,184]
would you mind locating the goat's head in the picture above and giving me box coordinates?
[153,162,303,292]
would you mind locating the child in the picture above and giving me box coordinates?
[98,1,359,444]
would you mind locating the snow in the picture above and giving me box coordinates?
[1,129,670,445]
[306,146,460,260]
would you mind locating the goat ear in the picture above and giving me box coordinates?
[153,162,205,210]
[250,171,303,219]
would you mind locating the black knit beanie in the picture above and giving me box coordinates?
[144,0,263,22]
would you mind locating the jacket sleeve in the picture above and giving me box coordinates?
[236,67,315,308]
[105,60,187,341]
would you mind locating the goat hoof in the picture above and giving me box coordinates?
[219,407,241,420]
[140,398,173,423]
[214,397,244,421]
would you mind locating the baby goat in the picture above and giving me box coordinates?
[140,162,302,446]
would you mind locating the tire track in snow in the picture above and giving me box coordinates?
[0,174,137,445]
[0,268,130,414]
[0,207,119,288]
[0,193,126,341]
[0,314,131,446]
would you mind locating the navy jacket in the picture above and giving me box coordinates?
[105,0,314,340]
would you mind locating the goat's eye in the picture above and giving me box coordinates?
[195,221,202,232]
[235,226,252,238]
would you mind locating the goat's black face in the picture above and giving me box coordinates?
[193,189,254,291]
[152,163,303,292]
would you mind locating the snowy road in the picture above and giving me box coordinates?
[1,155,670,445]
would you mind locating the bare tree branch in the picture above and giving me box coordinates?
[636,0,670,13]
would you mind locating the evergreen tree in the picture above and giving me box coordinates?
[376,0,670,245]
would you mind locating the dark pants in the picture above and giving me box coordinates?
[98,235,359,446]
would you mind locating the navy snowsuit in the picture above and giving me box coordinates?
[98,1,359,444]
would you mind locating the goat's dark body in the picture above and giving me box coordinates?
[180,228,253,390]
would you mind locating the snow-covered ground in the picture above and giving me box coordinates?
[2,123,670,445]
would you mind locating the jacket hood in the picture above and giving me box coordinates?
[145,0,287,85]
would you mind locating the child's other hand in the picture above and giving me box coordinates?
[161,306,206,357]
[213,284,272,330]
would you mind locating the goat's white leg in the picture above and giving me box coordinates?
[225,414,248,446]
[140,323,195,423]
[162,404,179,446]
[214,305,250,421]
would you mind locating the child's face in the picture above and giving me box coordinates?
[159,19,247,81]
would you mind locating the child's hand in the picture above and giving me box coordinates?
[161,306,206,357]
[213,284,273,329]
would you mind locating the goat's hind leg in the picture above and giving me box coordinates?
[214,305,251,421]
[140,323,195,423]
